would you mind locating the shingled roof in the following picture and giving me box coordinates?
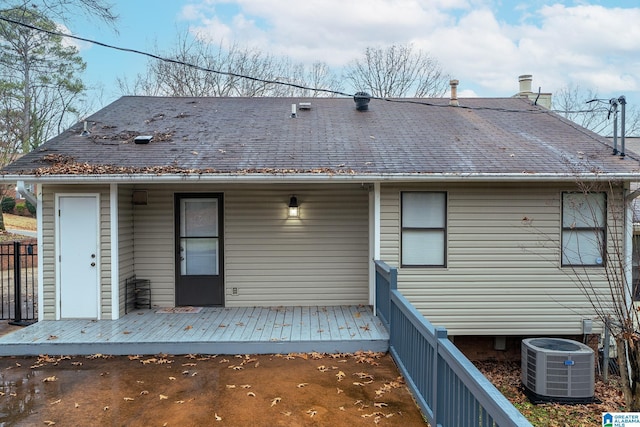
[2,96,639,182]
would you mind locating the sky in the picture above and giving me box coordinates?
[68,0,640,124]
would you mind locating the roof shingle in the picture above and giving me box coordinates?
[3,96,639,179]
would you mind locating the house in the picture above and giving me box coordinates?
[1,81,639,351]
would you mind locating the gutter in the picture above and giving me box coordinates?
[16,180,37,207]
[2,172,640,185]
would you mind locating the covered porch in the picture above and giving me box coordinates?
[0,305,388,356]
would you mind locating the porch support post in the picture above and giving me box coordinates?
[36,185,43,323]
[110,184,120,320]
[370,182,381,308]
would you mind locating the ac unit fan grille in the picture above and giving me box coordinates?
[525,348,536,390]
[546,355,570,396]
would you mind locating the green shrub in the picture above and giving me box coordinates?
[1,197,15,213]
[26,200,36,216]
[15,203,26,215]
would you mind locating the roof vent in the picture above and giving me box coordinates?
[81,120,91,137]
[134,135,153,144]
[449,80,459,107]
[354,92,371,111]
[298,102,311,110]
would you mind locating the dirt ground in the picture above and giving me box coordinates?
[0,350,427,426]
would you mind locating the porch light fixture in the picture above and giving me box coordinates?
[288,195,299,218]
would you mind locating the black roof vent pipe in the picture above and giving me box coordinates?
[354,92,371,111]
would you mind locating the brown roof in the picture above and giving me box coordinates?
[2,96,639,179]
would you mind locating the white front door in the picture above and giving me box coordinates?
[58,195,99,319]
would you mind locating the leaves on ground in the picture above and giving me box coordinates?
[476,360,626,426]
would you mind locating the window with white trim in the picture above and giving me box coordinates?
[401,192,446,267]
[561,192,606,266]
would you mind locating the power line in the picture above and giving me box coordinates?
[0,15,353,98]
[0,14,622,117]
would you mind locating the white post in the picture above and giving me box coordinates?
[110,184,120,320]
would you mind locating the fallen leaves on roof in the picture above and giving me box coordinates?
[23,161,358,176]
[89,130,174,144]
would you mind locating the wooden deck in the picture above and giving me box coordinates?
[0,306,389,356]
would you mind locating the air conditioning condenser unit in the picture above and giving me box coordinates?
[521,337,594,403]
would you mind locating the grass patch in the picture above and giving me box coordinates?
[3,214,36,231]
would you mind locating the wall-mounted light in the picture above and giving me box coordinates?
[288,195,299,218]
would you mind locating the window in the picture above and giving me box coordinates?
[401,192,446,267]
[562,192,606,266]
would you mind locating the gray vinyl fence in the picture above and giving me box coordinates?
[375,260,532,427]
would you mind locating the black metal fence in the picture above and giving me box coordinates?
[0,241,37,324]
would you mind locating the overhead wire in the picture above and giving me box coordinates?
[0,14,621,118]
[0,15,354,98]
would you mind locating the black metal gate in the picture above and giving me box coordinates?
[0,241,37,324]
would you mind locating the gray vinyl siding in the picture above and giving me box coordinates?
[224,186,369,306]
[40,185,112,320]
[118,185,135,317]
[380,183,622,336]
[131,187,175,307]
[130,184,369,307]
[41,186,55,320]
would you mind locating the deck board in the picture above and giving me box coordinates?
[281,307,293,341]
[0,306,388,356]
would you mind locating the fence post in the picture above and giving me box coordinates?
[389,266,397,291]
[433,326,448,427]
[9,241,22,325]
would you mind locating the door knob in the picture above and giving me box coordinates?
[91,262,96,267]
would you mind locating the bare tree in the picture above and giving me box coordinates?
[291,62,344,98]
[11,0,117,28]
[343,43,450,98]
[118,32,343,98]
[553,84,640,137]
[558,179,640,409]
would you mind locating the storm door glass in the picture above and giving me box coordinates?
[180,198,219,275]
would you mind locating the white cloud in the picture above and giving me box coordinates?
[180,1,640,103]
[56,23,91,52]
[184,0,467,66]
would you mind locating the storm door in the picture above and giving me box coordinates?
[175,193,224,306]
